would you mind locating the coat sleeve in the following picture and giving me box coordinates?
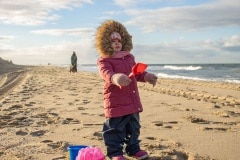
[97,58,115,83]
[135,71,147,82]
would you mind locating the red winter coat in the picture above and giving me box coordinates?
[97,52,147,118]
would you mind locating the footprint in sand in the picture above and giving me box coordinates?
[31,112,60,126]
[3,104,23,111]
[145,137,157,140]
[0,115,12,122]
[62,118,80,125]
[78,107,85,110]
[93,131,103,140]
[7,111,19,116]
[52,156,67,160]
[47,141,69,150]
[82,99,90,104]
[184,108,196,111]
[185,116,210,124]
[0,111,34,128]
[190,118,209,124]
[83,131,103,141]
[20,97,31,102]
[225,110,240,117]
[69,93,78,96]
[16,130,28,136]
[140,140,192,160]
[98,113,105,117]
[83,123,102,126]
[185,116,233,132]
[0,121,8,128]
[201,127,228,131]
[30,130,47,137]
[152,121,163,126]
[152,121,180,130]
[7,120,21,127]
[41,140,53,143]
[24,101,36,107]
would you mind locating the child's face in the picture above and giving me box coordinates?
[111,39,122,52]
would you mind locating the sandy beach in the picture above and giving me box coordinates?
[0,66,239,160]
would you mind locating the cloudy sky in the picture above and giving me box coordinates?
[0,0,240,65]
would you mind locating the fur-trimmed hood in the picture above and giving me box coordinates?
[95,20,133,56]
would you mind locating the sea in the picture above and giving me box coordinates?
[76,63,240,84]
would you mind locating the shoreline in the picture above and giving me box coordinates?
[0,66,239,160]
[77,63,240,84]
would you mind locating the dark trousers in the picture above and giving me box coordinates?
[103,113,141,158]
[70,64,77,72]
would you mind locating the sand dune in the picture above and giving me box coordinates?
[0,66,239,160]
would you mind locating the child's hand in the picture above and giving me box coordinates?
[111,73,132,87]
[144,73,158,87]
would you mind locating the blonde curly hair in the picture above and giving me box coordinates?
[95,20,133,56]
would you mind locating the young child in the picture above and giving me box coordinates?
[95,20,157,160]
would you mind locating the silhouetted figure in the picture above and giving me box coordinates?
[70,51,77,72]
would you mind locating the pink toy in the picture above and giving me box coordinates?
[76,146,105,160]
[120,62,148,89]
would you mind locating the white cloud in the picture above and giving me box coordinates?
[31,28,95,37]
[131,34,240,64]
[113,0,181,8]
[124,0,240,32]
[0,36,15,52]
[113,0,138,8]
[221,35,240,52]
[223,35,240,47]
[0,36,15,41]
[201,35,240,52]
[0,0,93,26]
[1,38,98,65]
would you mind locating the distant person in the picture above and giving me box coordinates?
[70,51,77,72]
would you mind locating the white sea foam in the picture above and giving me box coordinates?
[163,65,202,71]
[225,79,240,84]
[157,73,208,81]
[157,73,240,84]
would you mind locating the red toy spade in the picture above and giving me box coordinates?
[129,62,148,78]
[120,62,148,89]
